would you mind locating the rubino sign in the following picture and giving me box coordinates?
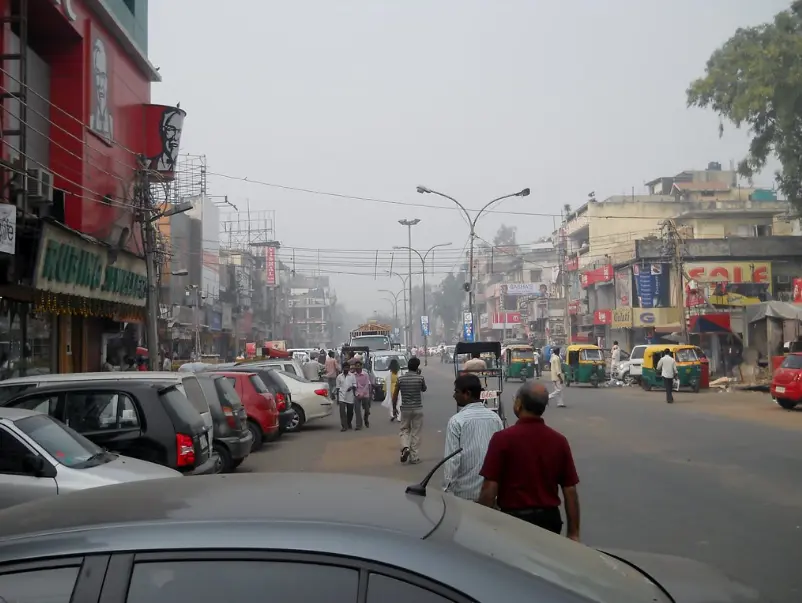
[52,0,77,21]
[593,310,612,325]
[580,264,613,288]
[686,262,771,284]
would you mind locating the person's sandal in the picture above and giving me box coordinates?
[400,447,410,463]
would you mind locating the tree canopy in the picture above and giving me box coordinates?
[687,1,802,210]
[430,271,467,341]
[493,224,517,247]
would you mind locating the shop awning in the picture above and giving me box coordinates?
[689,314,731,333]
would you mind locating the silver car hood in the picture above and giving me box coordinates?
[602,549,762,603]
[76,455,180,486]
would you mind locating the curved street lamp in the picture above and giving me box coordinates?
[415,186,530,340]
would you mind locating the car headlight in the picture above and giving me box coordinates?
[375,377,385,385]
[619,363,627,370]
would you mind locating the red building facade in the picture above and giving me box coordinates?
[0,0,184,373]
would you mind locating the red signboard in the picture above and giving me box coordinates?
[568,300,581,315]
[795,278,802,303]
[580,264,613,288]
[491,312,521,327]
[266,247,277,286]
[593,310,612,325]
[565,257,579,272]
[686,263,770,284]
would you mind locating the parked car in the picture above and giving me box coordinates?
[0,372,215,442]
[211,364,296,433]
[248,358,306,379]
[617,344,647,384]
[0,472,762,603]
[273,370,332,432]
[196,374,252,472]
[771,352,802,409]
[0,381,218,476]
[371,351,408,401]
[210,371,279,450]
[0,407,179,510]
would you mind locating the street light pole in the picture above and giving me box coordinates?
[398,219,420,348]
[415,186,530,342]
[388,273,410,347]
[393,243,451,365]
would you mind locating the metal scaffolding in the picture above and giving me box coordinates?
[220,205,276,252]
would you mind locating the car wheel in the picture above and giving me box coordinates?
[641,379,652,392]
[214,443,232,473]
[590,376,599,388]
[285,404,306,433]
[231,458,244,470]
[777,398,798,410]
[621,371,633,386]
[692,379,701,393]
[248,420,264,452]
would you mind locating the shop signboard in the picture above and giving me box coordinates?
[633,263,671,308]
[686,261,771,284]
[568,300,581,315]
[490,312,521,329]
[420,315,430,337]
[505,283,549,297]
[210,311,222,332]
[462,312,475,343]
[685,261,772,306]
[612,307,632,328]
[615,268,631,307]
[34,222,148,307]
[580,264,613,288]
[593,310,612,325]
[266,246,277,286]
[632,308,682,328]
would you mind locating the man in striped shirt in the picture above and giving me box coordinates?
[392,356,427,464]
[443,374,504,501]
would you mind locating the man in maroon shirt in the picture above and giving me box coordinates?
[478,382,580,541]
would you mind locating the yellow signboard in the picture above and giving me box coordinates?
[612,307,632,328]
[632,308,682,328]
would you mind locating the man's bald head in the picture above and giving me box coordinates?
[516,381,549,416]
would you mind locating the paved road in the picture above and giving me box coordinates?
[242,362,802,602]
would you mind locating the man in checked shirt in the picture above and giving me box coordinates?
[442,374,504,501]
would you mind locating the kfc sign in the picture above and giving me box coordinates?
[593,310,612,325]
[53,0,77,21]
[265,247,277,286]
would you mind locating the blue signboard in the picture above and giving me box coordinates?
[462,312,475,343]
[210,311,222,332]
[420,315,430,337]
[633,263,671,308]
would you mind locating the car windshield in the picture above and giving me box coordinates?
[15,414,107,469]
[350,336,390,350]
[373,355,401,371]
[581,349,604,361]
[781,355,802,369]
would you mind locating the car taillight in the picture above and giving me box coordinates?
[222,406,238,429]
[314,388,328,397]
[275,392,287,411]
[176,433,195,467]
[261,393,277,411]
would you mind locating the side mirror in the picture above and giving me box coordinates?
[22,453,52,478]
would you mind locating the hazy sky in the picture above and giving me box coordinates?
[149,0,788,316]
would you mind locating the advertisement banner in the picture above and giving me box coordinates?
[632,308,682,328]
[615,268,631,307]
[420,315,430,337]
[580,264,613,288]
[686,261,771,284]
[593,310,612,326]
[685,261,772,306]
[462,312,475,343]
[266,246,277,286]
[490,312,522,329]
[794,279,802,303]
[505,283,549,297]
[480,313,489,329]
[633,263,671,308]
[612,307,632,328]
[568,300,581,315]
[209,311,222,332]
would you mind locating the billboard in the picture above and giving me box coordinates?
[615,268,632,307]
[633,263,671,308]
[188,196,220,299]
[685,261,772,307]
[266,246,277,286]
[504,283,549,297]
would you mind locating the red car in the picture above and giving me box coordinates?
[770,353,802,410]
[212,371,279,450]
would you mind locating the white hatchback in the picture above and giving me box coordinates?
[272,371,333,431]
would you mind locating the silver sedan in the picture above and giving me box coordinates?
[0,407,180,510]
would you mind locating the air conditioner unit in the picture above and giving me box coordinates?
[27,168,53,203]
[777,275,791,284]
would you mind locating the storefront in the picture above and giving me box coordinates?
[32,221,147,373]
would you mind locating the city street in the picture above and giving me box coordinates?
[243,362,802,602]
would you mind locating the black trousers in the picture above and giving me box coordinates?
[664,377,674,403]
[503,507,562,534]
[339,402,354,428]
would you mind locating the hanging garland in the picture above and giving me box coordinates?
[32,291,145,322]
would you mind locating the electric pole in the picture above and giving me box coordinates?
[398,219,420,348]
[661,220,688,342]
[140,156,161,371]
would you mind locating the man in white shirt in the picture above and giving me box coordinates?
[335,364,355,430]
[550,348,566,407]
[443,374,504,501]
[303,355,323,381]
[656,348,677,403]
[463,352,487,371]
[609,341,621,383]
[532,349,541,377]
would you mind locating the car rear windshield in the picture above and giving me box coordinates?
[216,377,243,409]
[781,355,802,369]
[249,375,269,394]
[181,376,211,415]
[630,346,645,360]
[15,414,103,469]
[159,386,205,431]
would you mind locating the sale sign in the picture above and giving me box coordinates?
[685,262,771,284]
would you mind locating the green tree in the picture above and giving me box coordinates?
[430,271,468,340]
[493,224,517,247]
[687,1,802,209]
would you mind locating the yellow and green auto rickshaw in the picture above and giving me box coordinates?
[504,345,535,382]
[564,344,606,388]
[640,344,702,392]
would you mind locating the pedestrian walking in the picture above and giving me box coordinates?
[609,341,621,384]
[443,374,504,501]
[550,347,565,407]
[532,349,541,378]
[324,351,340,400]
[392,356,427,464]
[350,357,372,429]
[656,348,677,403]
[478,382,580,541]
[303,354,323,381]
[381,358,402,422]
[335,363,354,431]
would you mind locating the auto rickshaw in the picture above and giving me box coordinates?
[640,344,702,392]
[454,341,507,426]
[563,344,606,388]
[504,344,535,382]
